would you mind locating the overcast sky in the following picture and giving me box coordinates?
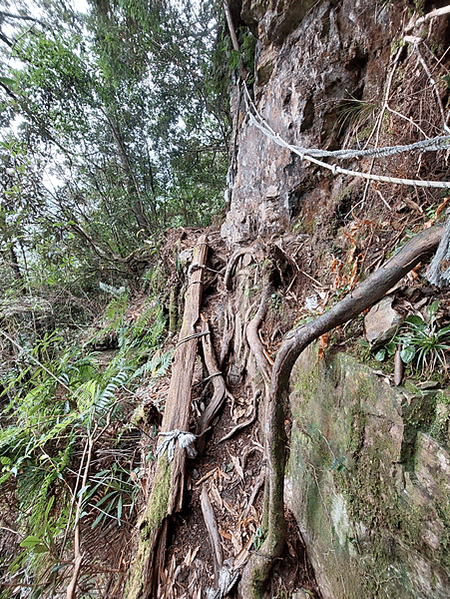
[71,0,89,13]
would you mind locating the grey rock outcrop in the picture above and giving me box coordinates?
[287,344,450,599]
[364,294,404,348]
[221,0,399,245]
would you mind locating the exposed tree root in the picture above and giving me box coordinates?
[219,299,235,369]
[223,248,254,290]
[240,268,285,598]
[274,225,444,394]
[239,383,286,598]
[246,283,273,384]
[240,224,444,597]
[218,389,259,443]
[197,316,233,453]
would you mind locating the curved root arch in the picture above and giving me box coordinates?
[240,224,444,597]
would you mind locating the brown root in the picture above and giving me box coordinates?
[240,224,444,597]
[197,316,233,453]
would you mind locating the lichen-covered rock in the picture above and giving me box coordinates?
[286,344,450,599]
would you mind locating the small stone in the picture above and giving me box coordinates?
[292,589,313,599]
[417,380,440,390]
[423,527,440,551]
[364,295,404,348]
[178,248,193,266]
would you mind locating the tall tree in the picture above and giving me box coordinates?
[0,0,229,289]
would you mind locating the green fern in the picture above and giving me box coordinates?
[0,290,170,595]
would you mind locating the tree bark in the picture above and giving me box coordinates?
[273,224,444,394]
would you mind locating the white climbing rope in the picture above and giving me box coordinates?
[243,86,450,189]
[155,429,197,462]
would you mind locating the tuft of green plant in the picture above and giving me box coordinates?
[82,463,137,529]
[252,526,264,551]
[396,301,450,376]
[336,93,378,137]
[373,338,397,363]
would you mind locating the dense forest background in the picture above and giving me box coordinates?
[0,0,232,297]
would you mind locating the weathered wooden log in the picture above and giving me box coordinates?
[124,235,208,599]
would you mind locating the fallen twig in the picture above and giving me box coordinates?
[66,429,96,599]
[200,484,224,576]
[218,390,260,443]
[242,470,266,520]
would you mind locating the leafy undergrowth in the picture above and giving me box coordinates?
[0,226,322,599]
[2,216,450,598]
[0,289,170,598]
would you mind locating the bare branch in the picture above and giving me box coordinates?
[0,11,48,28]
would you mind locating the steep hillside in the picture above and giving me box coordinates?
[2,1,450,598]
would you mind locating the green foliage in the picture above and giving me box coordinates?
[374,301,450,377]
[330,455,348,472]
[131,349,172,386]
[337,94,378,137]
[0,0,229,291]
[0,0,230,593]
[88,293,166,354]
[240,27,257,78]
[0,289,172,594]
[252,525,265,551]
[13,32,94,139]
[82,463,137,529]
[397,301,450,375]
[373,338,397,362]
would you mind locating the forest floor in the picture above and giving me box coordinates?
[99,225,324,599]
[4,190,450,598]
[96,201,450,598]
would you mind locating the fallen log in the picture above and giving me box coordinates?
[124,235,209,599]
[240,223,445,597]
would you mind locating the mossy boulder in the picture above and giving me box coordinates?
[286,344,450,598]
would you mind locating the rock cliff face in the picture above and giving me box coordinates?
[221,0,404,245]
